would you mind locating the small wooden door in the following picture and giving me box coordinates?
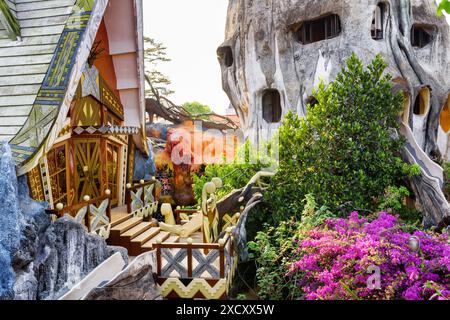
[74,140,102,203]
[106,142,121,206]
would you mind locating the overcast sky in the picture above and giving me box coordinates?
[143,1,450,115]
[143,0,230,114]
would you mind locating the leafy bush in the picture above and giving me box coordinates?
[248,195,334,300]
[289,212,450,300]
[192,141,273,203]
[265,54,418,221]
[444,162,450,199]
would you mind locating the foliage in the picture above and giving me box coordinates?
[247,195,334,300]
[289,212,450,300]
[444,162,450,199]
[378,186,410,213]
[144,37,173,98]
[437,0,450,16]
[182,101,212,118]
[192,141,273,203]
[265,54,418,222]
[377,186,422,228]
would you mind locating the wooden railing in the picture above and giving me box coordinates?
[46,193,112,233]
[154,230,234,280]
[174,207,200,224]
[125,179,157,214]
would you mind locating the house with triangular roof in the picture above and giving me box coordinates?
[0,0,149,209]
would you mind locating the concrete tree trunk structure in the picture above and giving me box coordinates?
[218,0,450,227]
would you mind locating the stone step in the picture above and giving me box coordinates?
[128,227,161,256]
[141,231,171,251]
[117,222,153,247]
[110,214,132,228]
[111,217,143,234]
[164,235,180,243]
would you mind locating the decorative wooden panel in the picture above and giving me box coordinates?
[71,96,102,126]
[47,143,69,206]
[27,166,45,202]
[100,76,124,119]
[106,142,120,206]
[74,140,102,203]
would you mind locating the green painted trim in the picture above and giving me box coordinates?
[0,0,20,40]
[75,0,95,12]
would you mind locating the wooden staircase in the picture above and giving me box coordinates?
[108,214,179,256]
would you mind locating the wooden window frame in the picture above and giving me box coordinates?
[47,141,70,206]
[411,25,433,48]
[297,14,342,45]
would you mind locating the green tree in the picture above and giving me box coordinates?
[144,37,173,98]
[182,101,212,116]
[437,0,450,16]
[266,54,418,221]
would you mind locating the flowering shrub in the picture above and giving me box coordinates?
[289,212,450,300]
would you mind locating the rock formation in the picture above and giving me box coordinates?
[83,252,162,300]
[0,142,128,300]
[218,0,450,226]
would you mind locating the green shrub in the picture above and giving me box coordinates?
[444,162,450,199]
[265,54,418,222]
[192,141,274,204]
[247,194,334,300]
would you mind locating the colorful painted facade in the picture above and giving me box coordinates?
[0,0,148,209]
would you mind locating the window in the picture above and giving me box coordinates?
[306,96,318,107]
[217,46,233,67]
[47,144,68,206]
[413,87,430,116]
[262,90,282,123]
[297,14,341,44]
[401,91,411,123]
[411,25,432,48]
[107,142,120,206]
[440,96,450,133]
[371,4,385,40]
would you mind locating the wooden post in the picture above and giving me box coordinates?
[85,205,91,233]
[140,180,145,207]
[106,195,112,223]
[219,238,225,278]
[187,238,193,278]
[126,183,131,213]
[156,244,162,276]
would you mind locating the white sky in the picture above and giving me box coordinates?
[143,0,230,114]
[143,1,450,115]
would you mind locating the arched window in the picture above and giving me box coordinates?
[306,96,318,108]
[297,14,341,44]
[411,25,432,48]
[371,4,385,40]
[413,87,430,116]
[262,90,282,123]
[217,46,233,67]
[440,96,450,133]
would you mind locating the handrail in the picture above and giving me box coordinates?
[154,231,233,279]
[125,179,157,214]
[46,192,112,233]
[174,207,200,224]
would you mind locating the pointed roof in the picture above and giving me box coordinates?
[0,0,148,175]
[0,0,80,149]
[0,0,20,40]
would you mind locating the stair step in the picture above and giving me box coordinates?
[111,217,143,234]
[131,227,161,245]
[121,222,153,240]
[111,214,132,228]
[164,235,180,243]
[142,231,171,249]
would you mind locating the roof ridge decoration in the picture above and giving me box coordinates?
[10,0,110,176]
[0,0,20,40]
